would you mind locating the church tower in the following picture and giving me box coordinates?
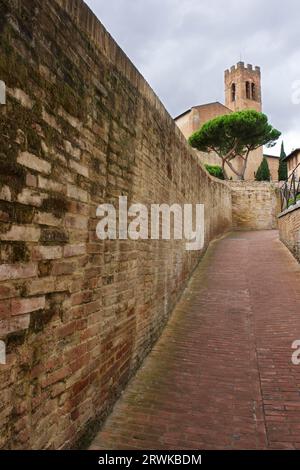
[225,62,262,112]
[224,62,263,180]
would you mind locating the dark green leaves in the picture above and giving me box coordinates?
[188,110,281,180]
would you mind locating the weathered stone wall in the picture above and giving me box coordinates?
[278,205,300,262]
[228,181,280,230]
[0,0,232,449]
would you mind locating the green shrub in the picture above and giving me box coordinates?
[278,141,288,181]
[205,164,225,180]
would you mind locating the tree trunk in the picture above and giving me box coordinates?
[224,159,243,181]
[221,160,229,180]
[240,152,250,180]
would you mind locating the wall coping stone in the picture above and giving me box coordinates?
[278,201,300,218]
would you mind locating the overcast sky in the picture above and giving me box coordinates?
[85,0,300,156]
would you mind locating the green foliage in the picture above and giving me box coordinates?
[288,194,300,207]
[278,141,288,181]
[255,157,271,181]
[204,164,224,180]
[189,110,281,180]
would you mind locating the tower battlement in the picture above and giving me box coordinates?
[225,62,261,75]
[224,62,262,112]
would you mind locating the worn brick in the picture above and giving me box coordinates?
[0,263,37,281]
[69,160,89,178]
[8,88,33,108]
[0,284,19,300]
[17,188,44,207]
[26,277,55,296]
[37,176,65,193]
[0,225,40,242]
[34,212,61,227]
[18,151,51,175]
[65,214,88,231]
[0,315,30,336]
[41,367,70,389]
[51,382,66,398]
[11,297,46,316]
[26,174,38,188]
[63,244,86,258]
[0,300,10,319]
[32,246,62,260]
[67,184,88,203]
[51,261,76,276]
[0,186,12,202]
[55,277,72,293]
[64,141,81,160]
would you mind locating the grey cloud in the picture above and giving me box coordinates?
[85,0,300,154]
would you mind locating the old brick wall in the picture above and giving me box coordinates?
[278,205,300,262]
[0,0,232,449]
[228,181,280,230]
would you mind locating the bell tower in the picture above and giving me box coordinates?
[225,62,262,112]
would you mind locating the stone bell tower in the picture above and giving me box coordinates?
[225,62,262,112]
[224,62,263,180]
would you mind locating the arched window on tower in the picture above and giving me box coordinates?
[251,83,256,100]
[245,81,250,99]
[231,83,236,102]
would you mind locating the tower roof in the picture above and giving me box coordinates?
[282,148,300,162]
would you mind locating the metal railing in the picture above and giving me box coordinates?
[280,162,300,211]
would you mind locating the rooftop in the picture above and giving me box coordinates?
[282,148,300,162]
[264,154,280,159]
[174,101,230,120]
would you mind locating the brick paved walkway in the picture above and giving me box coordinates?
[90,231,300,450]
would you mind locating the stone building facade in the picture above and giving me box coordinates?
[284,148,300,178]
[264,154,280,182]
